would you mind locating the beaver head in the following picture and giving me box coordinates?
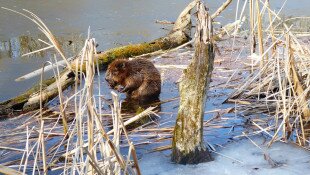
[105,59,130,89]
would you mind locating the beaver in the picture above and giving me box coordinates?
[105,58,161,104]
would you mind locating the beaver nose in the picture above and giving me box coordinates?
[105,76,112,84]
[105,73,110,81]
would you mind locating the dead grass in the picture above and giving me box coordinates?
[224,0,310,148]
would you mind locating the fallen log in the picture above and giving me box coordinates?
[0,70,75,117]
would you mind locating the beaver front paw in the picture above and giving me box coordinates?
[115,85,125,92]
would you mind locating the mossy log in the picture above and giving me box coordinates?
[171,3,214,164]
[95,30,190,67]
[23,70,75,112]
[0,76,56,116]
[0,0,196,118]
[0,70,75,117]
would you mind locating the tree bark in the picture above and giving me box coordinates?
[171,2,214,164]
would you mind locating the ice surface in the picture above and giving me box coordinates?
[139,137,310,175]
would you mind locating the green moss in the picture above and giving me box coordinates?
[0,77,56,106]
[96,36,188,68]
[0,74,59,116]
[135,106,145,115]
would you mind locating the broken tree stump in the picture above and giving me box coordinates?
[171,2,214,164]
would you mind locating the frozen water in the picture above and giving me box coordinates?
[139,136,310,175]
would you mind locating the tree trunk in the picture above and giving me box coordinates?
[171,2,214,164]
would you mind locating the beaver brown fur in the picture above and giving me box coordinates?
[105,58,161,103]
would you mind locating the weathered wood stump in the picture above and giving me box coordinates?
[171,2,214,164]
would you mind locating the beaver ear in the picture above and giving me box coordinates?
[117,62,126,70]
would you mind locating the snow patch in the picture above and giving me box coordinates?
[139,137,310,175]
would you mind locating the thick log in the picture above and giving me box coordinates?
[23,70,75,112]
[94,30,189,67]
[0,70,75,117]
[171,2,214,164]
[0,76,56,116]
